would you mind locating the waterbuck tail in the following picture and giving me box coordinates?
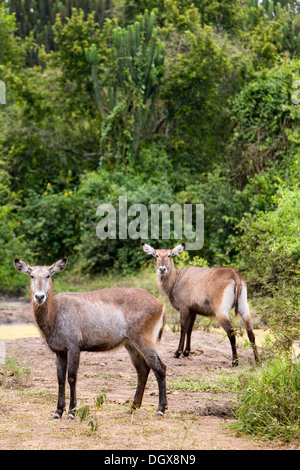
[157,304,166,342]
[234,277,243,319]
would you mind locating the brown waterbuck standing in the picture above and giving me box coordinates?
[142,243,259,367]
[14,258,167,418]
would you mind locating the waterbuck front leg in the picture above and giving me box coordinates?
[66,348,80,419]
[53,351,67,419]
[183,311,196,357]
[173,308,190,358]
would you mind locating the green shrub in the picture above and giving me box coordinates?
[235,358,300,441]
[0,204,34,294]
[235,186,300,350]
[237,187,300,287]
[0,356,31,388]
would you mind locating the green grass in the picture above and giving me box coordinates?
[0,356,31,388]
[233,358,300,441]
[168,370,241,394]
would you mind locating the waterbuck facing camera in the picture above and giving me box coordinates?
[142,243,258,367]
[14,258,167,418]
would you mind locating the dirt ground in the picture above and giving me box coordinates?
[0,300,298,451]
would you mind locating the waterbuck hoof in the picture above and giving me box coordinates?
[66,413,75,420]
[52,412,61,419]
[232,360,239,367]
[183,351,190,357]
[154,411,164,418]
[173,352,181,358]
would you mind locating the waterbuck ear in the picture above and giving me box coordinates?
[49,258,67,275]
[142,243,156,257]
[14,259,32,275]
[171,243,185,257]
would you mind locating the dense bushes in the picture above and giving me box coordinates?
[235,186,300,350]
[235,359,300,441]
[0,1,299,284]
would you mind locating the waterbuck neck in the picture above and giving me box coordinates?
[31,286,56,339]
[157,265,178,299]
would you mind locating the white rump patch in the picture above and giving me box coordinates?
[237,285,250,320]
[220,283,235,316]
[152,306,165,343]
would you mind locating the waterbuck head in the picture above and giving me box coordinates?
[14,258,67,305]
[142,243,185,276]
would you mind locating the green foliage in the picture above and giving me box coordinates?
[235,187,300,350]
[237,187,300,289]
[0,202,34,294]
[0,3,24,69]
[74,162,175,274]
[235,358,300,441]
[168,372,240,393]
[20,189,82,264]
[97,10,165,157]
[173,250,209,270]
[52,8,111,115]
[75,392,107,432]
[243,0,300,67]
[163,25,233,173]
[228,59,299,184]
[0,356,31,388]
[7,0,110,64]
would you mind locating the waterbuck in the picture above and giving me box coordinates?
[13,258,167,418]
[142,243,258,367]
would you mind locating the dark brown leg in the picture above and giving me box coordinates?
[173,309,189,358]
[183,312,196,357]
[53,351,67,419]
[67,349,80,419]
[244,319,259,363]
[136,343,167,416]
[220,318,238,367]
[126,344,150,411]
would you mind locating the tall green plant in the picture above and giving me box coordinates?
[85,10,165,156]
[235,358,300,440]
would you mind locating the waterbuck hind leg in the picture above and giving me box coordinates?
[244,318,259,364]
[136,342,167,416]
[228,328,239,367]
[125,344,150,413]
[219,317,238,367]
[53,351,67,419]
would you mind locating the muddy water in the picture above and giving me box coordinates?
[0,324,40,340]
[0,300,39,364]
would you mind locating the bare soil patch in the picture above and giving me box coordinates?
[0,301,297,450]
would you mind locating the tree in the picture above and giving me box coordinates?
[86,9,165,159]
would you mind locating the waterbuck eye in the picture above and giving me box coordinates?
[46,275,50,279]
[30,275,34,279]
[156,254,159,258]
[167,254,171,258]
